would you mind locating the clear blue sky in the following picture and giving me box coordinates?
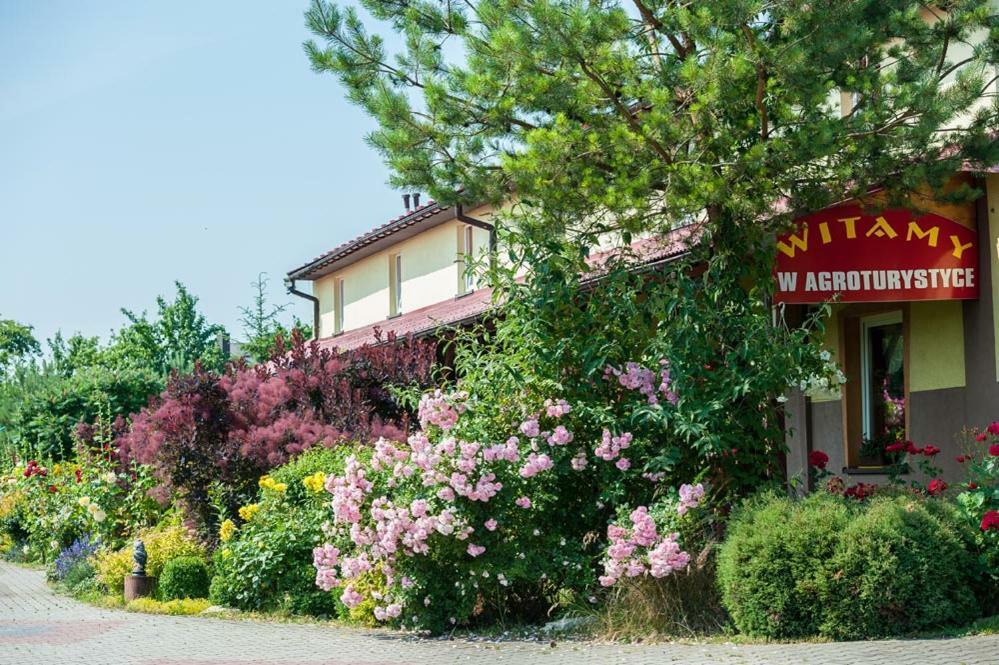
[0,0,410,347]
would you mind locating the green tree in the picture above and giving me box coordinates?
[238,273,312,363]
[106,282,228,374]
[0,318,40,374]
[304,0,997,244]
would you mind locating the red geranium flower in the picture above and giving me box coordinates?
[982,510,999,532]
[956,455,968,463]
[808,450,830,469]
[47,484,57,494]
[921,445,940,457]
[990,444,999,457]
[885,442,906,454]
[905,440,922,455]
[74,469,82,483]
[968,482,978,490]
[988,422,999,436]
[977,432,989,442]
[927,478,947,496]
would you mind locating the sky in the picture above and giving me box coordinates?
[0,0,411,348]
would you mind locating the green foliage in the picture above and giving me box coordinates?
[62,560,97,594]
[304,0,998,244]
[1,366,161,460]
[209,446,350,616]
[717,491,851,638]
[818,497,979,639]
[0,318,40,374]
[126,596,211,615]
[159,556,211,600]
[452,262,835,504]
[238,273,311,364]
[718,492,982,639]
[107,281,228,374]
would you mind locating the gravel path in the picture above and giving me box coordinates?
[1,561,995,664]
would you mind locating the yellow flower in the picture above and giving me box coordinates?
[219,519,236,542]
[302,472,327,493]
[221,548,232,559]
[258,475,287,493]
[238,504,260,522]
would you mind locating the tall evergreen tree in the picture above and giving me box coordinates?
[304,0,998,249]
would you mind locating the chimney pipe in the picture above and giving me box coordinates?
[402,193,411,211]
[412,192,421,208]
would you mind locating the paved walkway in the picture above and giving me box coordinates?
[1,561,996,665]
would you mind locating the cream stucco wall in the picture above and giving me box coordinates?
[909,300,966,392]
[312,211,492,338]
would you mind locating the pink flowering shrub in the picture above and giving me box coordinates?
[597,488,706,587]
[311,362,704,632]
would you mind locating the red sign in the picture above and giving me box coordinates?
[774,205,979,304]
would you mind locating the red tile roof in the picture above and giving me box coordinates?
[317,287,496,352]
[316,224,697,351]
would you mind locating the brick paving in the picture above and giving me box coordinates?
[1,561,996,665]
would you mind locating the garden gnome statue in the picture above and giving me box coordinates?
[123,539,155,601]
[131,539,147,576]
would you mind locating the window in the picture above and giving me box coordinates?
[334,278,345,334]
[860,312,905,454]
[459,225,475,294]
[389,253,402,316]
[843,308,906,467]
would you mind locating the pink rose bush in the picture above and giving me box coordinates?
[311,359,692,632]
[598,486,705,587]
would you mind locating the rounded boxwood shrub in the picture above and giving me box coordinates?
[817,496,979,639]
[717,491,851,638]
[719,491,981,639]
[159,556,211,600]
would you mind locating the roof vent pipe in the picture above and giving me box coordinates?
[412,192,421,208]
[402,193,411,211]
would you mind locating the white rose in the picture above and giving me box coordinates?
[92,509,107,523]
[776,394,788,404]
[78,496,91,507]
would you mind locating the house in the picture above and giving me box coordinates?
[285,197,499,352]
[780,173,999,487]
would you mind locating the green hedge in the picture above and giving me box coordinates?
[718,492,981,639]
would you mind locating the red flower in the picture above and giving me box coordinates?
[905,440,922,455]
[47,485,57,494]
[982,510,999,532]
[956,455,968,463]
[927,478,947,496]
[977,432,989,442]
[74,469,82,483]
[921,445,940,457]
[968,482,978,490]
[885,442,906,454]
[808,450,830,469]
[990,444,999,457]
[844,483,877,500]
[988,422,999,436]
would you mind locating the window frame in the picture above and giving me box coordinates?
[334,277,345,335]
[389,253,403,317]
[839,304,910,469]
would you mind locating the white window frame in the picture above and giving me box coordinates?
[334,278,345,334]
[390,253,402,316]
[461,225,475,294]
[859,311,903,441]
